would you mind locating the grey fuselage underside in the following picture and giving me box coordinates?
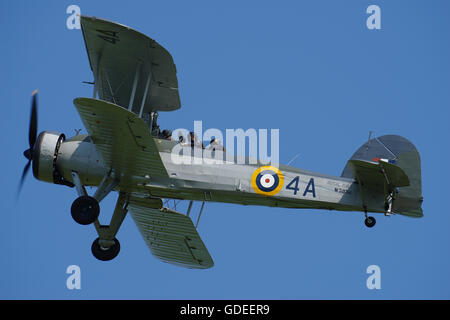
[56,136,387,215]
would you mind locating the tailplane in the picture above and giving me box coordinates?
[342,135,423,217]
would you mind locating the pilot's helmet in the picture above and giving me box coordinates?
[178,132,185,142]
[210,137,221,145]
[162,129,172,138]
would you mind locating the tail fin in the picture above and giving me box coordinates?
[342,135,423,217]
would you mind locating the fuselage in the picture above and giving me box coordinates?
[47,134,387,215]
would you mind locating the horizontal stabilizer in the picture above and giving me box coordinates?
[342,135,423,216]
[348,159,410,191]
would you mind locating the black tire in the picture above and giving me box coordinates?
[71,195,100,225]
[364,216,376,228]
[91,238,120,261]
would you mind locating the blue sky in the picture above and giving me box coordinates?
[1,0,450,299]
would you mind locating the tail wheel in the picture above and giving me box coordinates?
[364,216,376,228]
[91,238,120,261]
[71,195,100,225]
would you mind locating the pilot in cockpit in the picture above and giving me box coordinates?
[188,132,204,149]
[177,131,185,143]
[207,137,225,152]
[160,129,172,140]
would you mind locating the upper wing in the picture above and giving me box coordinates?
[73,97,168,181]
[128,196,214,269]
[80,15,180,114]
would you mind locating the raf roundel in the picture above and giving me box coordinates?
[251,166,284,196]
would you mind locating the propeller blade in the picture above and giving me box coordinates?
[18,89,39,200]
[17,160,31,196]
[29,90,38,149]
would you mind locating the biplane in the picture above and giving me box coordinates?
[20,16,423,269]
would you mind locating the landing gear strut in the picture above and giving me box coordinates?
[90,192,128,261]
[70,171,126,261]
[364,207,376,228]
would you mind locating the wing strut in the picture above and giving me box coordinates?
[195,201,206,229]
[128,62,141,111]
[186,200,194,216]
[185,200,206,228]
[139,72,152,118]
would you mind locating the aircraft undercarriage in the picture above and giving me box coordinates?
[69,170,209,261]
[70,171,126,261]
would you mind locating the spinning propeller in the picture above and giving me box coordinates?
[18,90,38,195]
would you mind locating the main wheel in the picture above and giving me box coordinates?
[364,216,376,228]
[71,195,100,225]
[91,238,120,261]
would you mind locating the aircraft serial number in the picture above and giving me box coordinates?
[335,187,352,194]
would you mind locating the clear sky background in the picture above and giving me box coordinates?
[1,0,450,299]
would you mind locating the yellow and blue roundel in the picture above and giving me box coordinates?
[251,166,284,196]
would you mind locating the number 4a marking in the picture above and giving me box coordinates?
[286,176,316,198]
[286,176,300,195]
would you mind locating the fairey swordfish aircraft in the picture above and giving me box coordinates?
[19,16,423,269]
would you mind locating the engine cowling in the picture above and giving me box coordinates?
[32,131,72,186]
